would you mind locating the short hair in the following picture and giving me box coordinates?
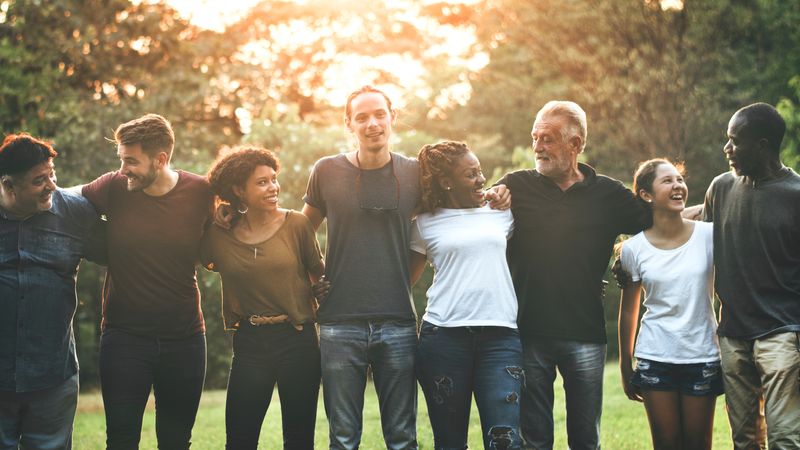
[417,140,471,213]
[114,114,175,158]
[207,146,280,210]
[734,103,786,153]
[535,101,588,151]
[632,158,685,213]
[0,133,58,177]
[344,85,394,122]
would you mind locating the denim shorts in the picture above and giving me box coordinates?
[630,358,724,397]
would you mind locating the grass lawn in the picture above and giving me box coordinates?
[74,363,732,449]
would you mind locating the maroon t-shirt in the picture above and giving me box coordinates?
[82,170,212,338]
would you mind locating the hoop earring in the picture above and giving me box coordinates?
[237,204,249,214]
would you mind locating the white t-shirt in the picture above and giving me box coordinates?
[620,221,719,363]
[410,206,517,328]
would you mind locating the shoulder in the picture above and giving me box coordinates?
[53,188,97,217]
[709,171,735,191]
[620,232,646,256]
[178,170,210,189]
[593,172,630,193]
[313,153,347,171]
[286,209,316,232]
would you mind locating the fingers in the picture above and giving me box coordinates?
[213,204,236,230]
[313,276,331,302]
[487,184,512,210]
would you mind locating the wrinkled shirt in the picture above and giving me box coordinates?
[0,188,96,392]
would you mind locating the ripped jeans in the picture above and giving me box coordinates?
[416,321,523,450]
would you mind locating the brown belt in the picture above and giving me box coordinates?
[248,314,303,331]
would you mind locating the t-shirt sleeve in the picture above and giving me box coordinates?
[199,228,218,272]
[619,239,641,282]
[613,181,649,234]
[298,214,323,274]
[81,172,116,215]
[503,209,514,239]
[303,160,326,216]
[409,218,426,255]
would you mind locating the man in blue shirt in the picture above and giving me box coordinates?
[0,134,97,449]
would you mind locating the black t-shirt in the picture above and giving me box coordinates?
[703,169,800,339]
[498,164,647,343]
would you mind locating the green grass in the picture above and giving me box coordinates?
[74,364,733,449]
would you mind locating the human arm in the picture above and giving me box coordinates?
[485,184,511,210]
[618,280,643,402]
[410,250,427,286]
[302,203,325,231]
[682,204,703,220]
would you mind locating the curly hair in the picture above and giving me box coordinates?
[207,146,280,210]
[417,140,471,213]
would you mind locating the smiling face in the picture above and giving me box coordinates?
[4,159,58,216]
[639,163,687,213]
[235,164,280,212]
[441,151,486,208]
[531,114,580,181]
[346,92,396,154]
[118,143,159,192]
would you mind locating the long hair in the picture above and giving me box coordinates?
[417,140,470,213]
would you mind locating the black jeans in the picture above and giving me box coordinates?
[226,322,321,450]
[99,328,206,450]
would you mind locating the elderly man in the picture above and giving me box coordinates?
[498,101,647,450]
[703,103,800,449]
[0,134,97,449]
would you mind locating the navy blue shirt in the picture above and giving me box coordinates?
[0,188,96,392]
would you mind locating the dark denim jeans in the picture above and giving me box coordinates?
[416,322,523,450]
[319,319,418,450]
[225,322,320,450]
[99,329,206,450]
[0,373,78,450]
[520,336,605,450]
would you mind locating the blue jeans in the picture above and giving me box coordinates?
[0,373,78,450]
[226,322,320,450]
[416,322,523,450]
[99,329,206,450]
[520,337,605,450]
[319,320,418,450]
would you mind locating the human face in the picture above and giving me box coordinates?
[4,160,57,216]
[642,163,687,213]
[442,152,486,208]
[118,143,158,191]
[531,114,578,180]
[346,92,395,154]
[724,113,763,177]
[236,164,280,212]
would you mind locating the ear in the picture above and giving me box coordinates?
[639,189,653,204]
[154,151,169,167]
[569,135,583,153]
[344,117,353,133]
[232,184,244,199]
[390,109,398,125]
[437,176,452,192]
[1,176,13,192]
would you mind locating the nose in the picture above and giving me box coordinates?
[477,172,486,185]
[533,139,543,153]
[46,176,57,190]
[367,116,378,127]
[723,140,733,155]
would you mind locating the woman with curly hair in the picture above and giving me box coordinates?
[617,158,721,450]
[201,146,324,449]
[410,140,522,450]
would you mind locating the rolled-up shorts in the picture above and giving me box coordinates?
[630,358,724,396]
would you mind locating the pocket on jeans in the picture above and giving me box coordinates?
[419,321,439,336]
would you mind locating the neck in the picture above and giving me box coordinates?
[240,207,283,229]
[550,166,584,191]
[143,167,179,196]
[748,159,786,183]
[0,191,35,219]
[650,209,686,237]
[355,148,391,169]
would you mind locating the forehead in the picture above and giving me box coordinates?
[117,143,147,159]
[350,92,391,116]
[452,151,480,170]
[653,163,680,178]
[532,114,567,134]
[23,159,55,180]
[248,164,277,179]
[727,113,750,136]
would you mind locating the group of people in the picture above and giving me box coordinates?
[0,83,797,450]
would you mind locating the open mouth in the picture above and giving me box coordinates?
[669,193,684,201]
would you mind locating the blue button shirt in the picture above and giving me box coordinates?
[0,188,96,392]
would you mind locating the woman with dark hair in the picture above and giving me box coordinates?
[410,141,522,450]
[202,146,324,450]
[617,158,722,450]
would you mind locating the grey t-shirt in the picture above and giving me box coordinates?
[304,152,420,323]
[703,168,800,339]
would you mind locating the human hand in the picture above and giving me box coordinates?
[681,204,703,220]
[486,184,511,210]
[611,258,632,289]
[214,203,237,230]
[621,368,643,402]
[313,275,331,303]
